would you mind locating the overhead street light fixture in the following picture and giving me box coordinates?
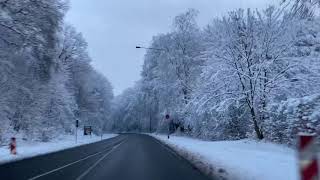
[135,45,167,52]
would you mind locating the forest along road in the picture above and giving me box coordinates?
[0,134,212,180]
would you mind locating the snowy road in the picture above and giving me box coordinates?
[0,134,212,180]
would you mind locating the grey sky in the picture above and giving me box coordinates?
[66,0,279,95]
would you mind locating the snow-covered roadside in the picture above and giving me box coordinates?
[152,134,299,180]
[0,133,118,165]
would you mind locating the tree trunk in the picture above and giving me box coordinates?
[250,107,264,139]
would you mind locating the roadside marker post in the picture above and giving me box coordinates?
[298,134,319,180]
[10,137,17,155]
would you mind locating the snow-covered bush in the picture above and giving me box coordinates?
[265,94,320,145]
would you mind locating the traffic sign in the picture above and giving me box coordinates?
[84,126,92,135]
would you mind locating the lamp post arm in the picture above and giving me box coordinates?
[136,46,167,52]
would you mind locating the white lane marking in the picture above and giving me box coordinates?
[76,140,125,180]
[28,141,124,180]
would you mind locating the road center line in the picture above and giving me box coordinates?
[76,140,126,180]
[28,140,124,180]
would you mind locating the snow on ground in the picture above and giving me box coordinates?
[153,134,299,180]
[0,133,117,165]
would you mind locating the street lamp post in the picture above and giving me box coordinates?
[136,45,167,133]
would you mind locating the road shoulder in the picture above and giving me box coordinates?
[0,134,118,165]
[148,134,221,180]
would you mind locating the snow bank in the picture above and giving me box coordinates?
[0,133,117,165]
[153,135,299,180]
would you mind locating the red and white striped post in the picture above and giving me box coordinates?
[298,134,319,180]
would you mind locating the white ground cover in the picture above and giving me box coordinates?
[153,134,300,180]
[0,133,117,165]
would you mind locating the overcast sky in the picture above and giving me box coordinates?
[66,0,279,95]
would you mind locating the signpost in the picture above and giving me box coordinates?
[166,114,171,139]
[75,120,79,143]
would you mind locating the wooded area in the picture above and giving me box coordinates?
[0,0,319,146]
[0,0,113,142]
[111,0,320,145]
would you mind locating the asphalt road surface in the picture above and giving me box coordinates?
[0,134,212,180]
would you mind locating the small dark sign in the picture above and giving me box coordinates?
[76,120,79,128]
[84,126,92,135]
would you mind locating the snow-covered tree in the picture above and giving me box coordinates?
[189,7,296,139]
[0,1,114,142]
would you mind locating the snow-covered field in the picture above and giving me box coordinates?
[0,133,117,165]
[153,134,299,180]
